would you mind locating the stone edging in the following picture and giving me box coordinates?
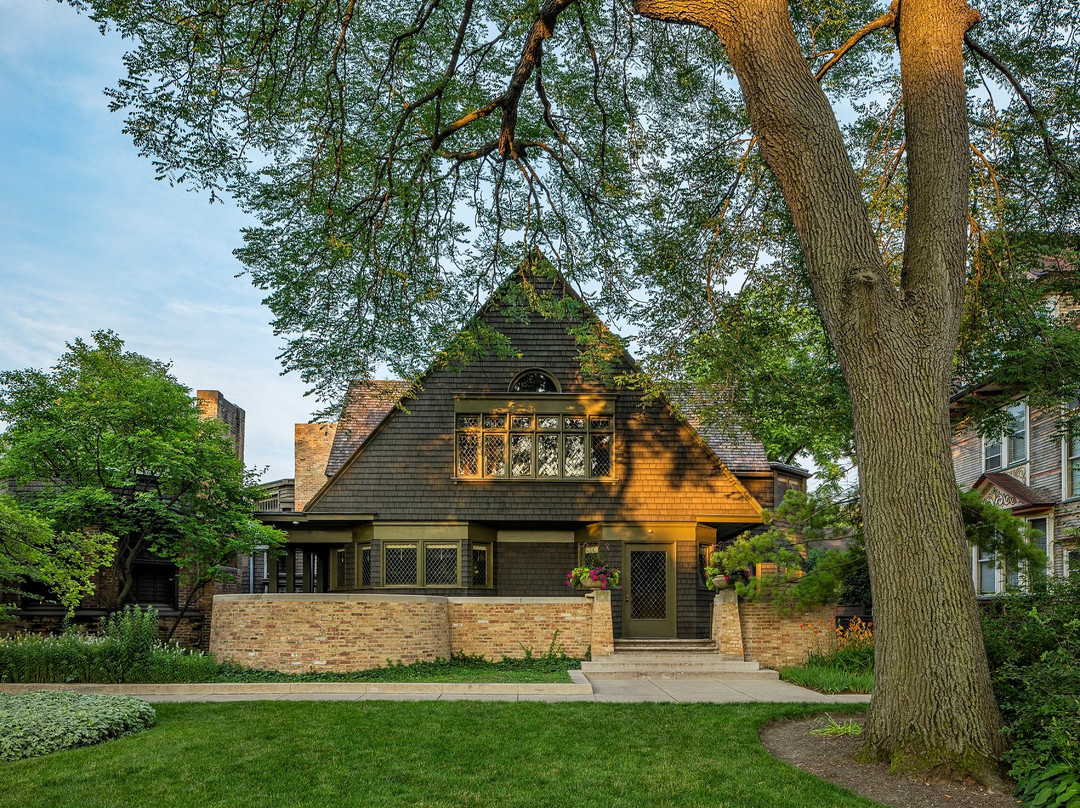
[1,670,594,697]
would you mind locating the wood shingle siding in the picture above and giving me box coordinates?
[308,312,762,522]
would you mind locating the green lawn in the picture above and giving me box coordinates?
[213,654,579,684]
[0,701,877,808]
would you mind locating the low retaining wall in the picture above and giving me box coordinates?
[449,598,592,658]
[711,591,836,669]
[211,594,599,672]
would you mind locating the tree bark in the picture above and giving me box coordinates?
[635,0,1005,783]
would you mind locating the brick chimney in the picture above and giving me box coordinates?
[294,423,338,511]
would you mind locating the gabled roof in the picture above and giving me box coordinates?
[328,375,775,478]
[325,379,410,476]
[973,471,1056,514]
[665,390,771,475]
[305,262,794,515]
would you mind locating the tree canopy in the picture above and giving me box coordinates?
[0,331,285,615]
[0,494,114,619]
[63,0,1080,465]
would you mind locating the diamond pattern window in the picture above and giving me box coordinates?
[456,370,613,479]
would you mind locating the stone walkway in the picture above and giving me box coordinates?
[1,673,870,704]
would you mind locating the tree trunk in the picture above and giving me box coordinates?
[635,0,1005,783]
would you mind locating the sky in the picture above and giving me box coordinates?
[0,2,314,481]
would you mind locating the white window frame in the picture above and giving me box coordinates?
[973,544,1002,595]
[1066,546,1080,577]
[983,401,1028,472]
[971,513,1053,595]
[1064,413,1080,501]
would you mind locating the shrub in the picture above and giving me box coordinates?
[0,606,218,684]
[982,576,1080,808]
[0,691,156,760]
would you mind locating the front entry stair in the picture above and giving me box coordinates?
[581,638,778,680]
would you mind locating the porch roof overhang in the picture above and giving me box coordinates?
[257,512,375,524]
[972,472,1057,515]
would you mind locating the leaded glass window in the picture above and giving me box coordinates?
[483,434,506,476]
[472,544,491,587]
[455,405,614,480]
[510,370,560,392]
[360,544,372,586]
[425,544,459,586]
[564,434,586,477]
[384,544,418,586]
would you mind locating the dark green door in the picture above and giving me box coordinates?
[623,543,677,638]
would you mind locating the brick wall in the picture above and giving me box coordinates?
[211,594,451,671]
[448,598,591,658]
[196,390,246,462]
[294,423,338,511]
[737,602,835,669]
[210,593,601,672]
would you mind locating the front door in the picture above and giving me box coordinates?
[623,543,677,638]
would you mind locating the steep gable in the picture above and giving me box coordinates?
[306,268,764,522]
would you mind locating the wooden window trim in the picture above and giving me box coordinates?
[455,400,615,481]
[379,541,464,588]
[984,401,1028,472]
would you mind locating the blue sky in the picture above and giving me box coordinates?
[0,2,314,481]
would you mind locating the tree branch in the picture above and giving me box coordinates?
[964,33,1075,182]
[814,1,899,82]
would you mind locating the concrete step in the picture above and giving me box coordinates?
[594,652,739,664]
[614,639,718,653]
[581,656,779,680]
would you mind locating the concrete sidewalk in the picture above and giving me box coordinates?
[1,673,871,704]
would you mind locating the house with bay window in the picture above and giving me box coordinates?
[251,268,810,641]
[952,396,1080,594]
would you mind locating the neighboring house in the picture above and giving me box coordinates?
[952,396,1080,594]
[255,269,809,640]
[4,390,246,649]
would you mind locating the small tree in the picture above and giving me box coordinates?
[0,331,285,632]
[714,487,1046,611]
[0,494,114,619]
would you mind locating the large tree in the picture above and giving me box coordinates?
[0,331,285,630]
[63,0,1078,781]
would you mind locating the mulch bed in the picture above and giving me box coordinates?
[760,714,1021,808]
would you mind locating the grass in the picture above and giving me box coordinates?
[214,653,581,684]
[0,701,876,808]
[779,664,873,695]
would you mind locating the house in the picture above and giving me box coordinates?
[953,395,1080,593]
[247,268,811,644]
[3,390,246,649]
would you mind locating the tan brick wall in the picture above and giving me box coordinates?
[211,594,451,671]
[210,593,601,672]
[738,602,835,670]
[449,598,592,658]
[294,423,338,511]
[711,590,744,658]
[590,590,614,657]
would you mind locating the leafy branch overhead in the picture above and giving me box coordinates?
[66,0,1079,452]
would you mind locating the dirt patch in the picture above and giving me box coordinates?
[760,714,1021,808]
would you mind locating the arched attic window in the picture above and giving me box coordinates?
[509,369,560,393]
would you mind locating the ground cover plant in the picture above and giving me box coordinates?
[0,701,874,808]
[0,691,155,761]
